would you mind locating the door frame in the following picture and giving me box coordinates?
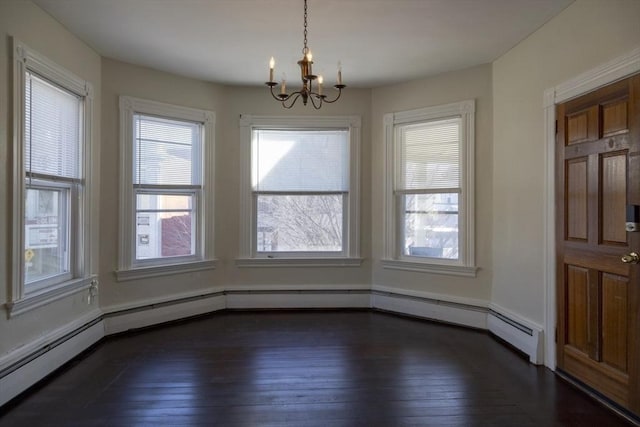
[543,46,640,370]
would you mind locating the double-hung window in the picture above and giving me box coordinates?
[383,100,476,276]
[238,115,361,266]
[118,97,215,280]
[9,39,95,315]
[23,72,79,288]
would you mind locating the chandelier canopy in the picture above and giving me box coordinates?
[265,0,345,109]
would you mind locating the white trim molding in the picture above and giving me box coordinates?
[488,303,544,364]
[551,47,640,106]
[381,259,478,277]
[371,285,488,330]
[225,291,371,310]
[235,257,363,268]
[225,284,371,310]
[6,277,98,317]
[0,309,103,407]
[115,259,218,282]
[102,288,226,335]
[237,114,361,263]
[8,37,96,317]
[543,46,640,370]
[118,96,216,279]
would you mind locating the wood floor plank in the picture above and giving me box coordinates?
[0,311,634,426]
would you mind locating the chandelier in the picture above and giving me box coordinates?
[265,0,345,109]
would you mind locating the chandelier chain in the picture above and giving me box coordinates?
[303,0,308,54]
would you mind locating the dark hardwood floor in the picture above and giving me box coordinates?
[0,310,633,426]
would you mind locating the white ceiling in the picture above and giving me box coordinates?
[33,0,574,88]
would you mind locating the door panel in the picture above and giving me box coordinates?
[566,159,588,241]
[556,74,640,416]
[602,273,628,371]
[603,100,628,137]
[567,107,598,144]
[601,151,627,245]
[565,265,591,355]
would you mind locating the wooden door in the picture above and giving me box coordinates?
[556,74,640,417]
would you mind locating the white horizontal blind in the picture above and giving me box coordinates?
[134,114,201,186]
[397,118,460,191]
[253,129,349,192]
[25,71,81,179]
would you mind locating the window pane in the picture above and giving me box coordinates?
[257,195,343,252]
[24,187,69,284]
[25,72,81,179]
[135,194,194,260]
[398,118,460,190]
[402,193,458,259]
[136,193,193,210]
[134,114,200,185]
[253,129,348,192]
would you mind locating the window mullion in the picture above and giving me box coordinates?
[394,188,461,195]
[133,184,202,191]
[26,172,81,186]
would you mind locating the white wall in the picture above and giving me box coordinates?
[370,64,494,303]
[491,0,640,324]
[99,58,227,309]
[0,0,101,356]
[222,86,372,291]
[99,59,372,311]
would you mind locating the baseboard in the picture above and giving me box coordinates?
[0,310,104,407]
[371,285,488,329]
[102,289,226,335]
[225,285,371,309]
[0,290,227,407]
[0,285,548,408]
[488,303,544,364]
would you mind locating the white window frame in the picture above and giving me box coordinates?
[382,100,477,277]
[8,38,96,316]
[237,115,362,268]
[117,96,216,281]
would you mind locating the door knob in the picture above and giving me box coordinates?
[621,252,640,264]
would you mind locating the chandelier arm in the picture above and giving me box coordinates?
[268,84,283,101]
[309,93,323,109]
[268,84,292,102]
[319,86,345,104]
[282,92,302,109]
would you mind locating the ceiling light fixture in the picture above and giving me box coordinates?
[265,0,345,109]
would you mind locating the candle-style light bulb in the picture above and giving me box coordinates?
[337,61,342,85]
[306,51,312,62]
[318,75,323,95]
[269,57,275,82]
[280,73,286,94]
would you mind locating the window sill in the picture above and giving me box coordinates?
[5,276,96,317]
[381,259,478,277]
[235,257,364,268]
[116,259,217,282]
